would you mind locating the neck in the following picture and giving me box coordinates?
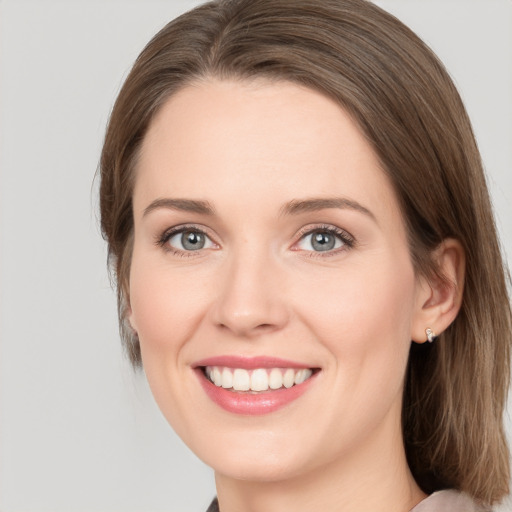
[214,415,426,512]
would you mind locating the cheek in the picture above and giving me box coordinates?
[128,254,210,362]
[127,252,213,435]
[292,255,417,445]
[294,253,416,370]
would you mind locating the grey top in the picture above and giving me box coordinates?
[206,490,489,512]
[412,490,490,511]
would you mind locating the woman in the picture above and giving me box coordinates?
[99,0,511,510]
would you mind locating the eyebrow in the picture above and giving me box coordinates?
[142,196,375,222]
[143,198,215,217]
[280,197,376,221]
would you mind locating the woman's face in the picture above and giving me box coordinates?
[129,79,428,481]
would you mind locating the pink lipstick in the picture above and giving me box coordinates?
[193,356,319,415]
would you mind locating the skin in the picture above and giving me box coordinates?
[128,79,464,512]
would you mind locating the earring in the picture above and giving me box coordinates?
[425,328,437,343]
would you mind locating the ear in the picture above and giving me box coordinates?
[126,306,138,335]
[124,289,138,335]
[411,238,465,344]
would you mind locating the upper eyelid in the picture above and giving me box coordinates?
[156,223,218,247]
[156,222,355,249]
[294,224,354,241]
[160,223,213,238]
[292,225,356,254]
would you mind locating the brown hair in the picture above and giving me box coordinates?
[99,0,511,505]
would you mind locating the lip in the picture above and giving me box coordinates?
[193,356,319,415]
[193,355,312,370]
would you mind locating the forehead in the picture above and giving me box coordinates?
[134,78,400,221]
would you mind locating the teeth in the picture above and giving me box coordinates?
[251,369,269,391]
[269,368,283,390]
[205,366,314,392]
[212,367,222,387]
[295,369,312,385]
[233,369,250,391]
[283,368,295,388]
[221,367,233,389]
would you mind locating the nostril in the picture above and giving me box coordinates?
[255,323,275,330]
[216,321,281,337]
[209,264,290,336]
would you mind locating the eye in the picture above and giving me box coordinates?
[295,226,354,253]
[160,227,216,253]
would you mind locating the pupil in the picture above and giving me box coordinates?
[182,231,205,250]
[312,231,335,251]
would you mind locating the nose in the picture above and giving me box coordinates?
[210,248,290,338]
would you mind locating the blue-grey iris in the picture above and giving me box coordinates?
[182,231,205,250]
[312,231,335,251]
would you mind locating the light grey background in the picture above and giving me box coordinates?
[0,1,511,511]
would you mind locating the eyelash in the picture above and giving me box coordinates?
[294,224,355,258]
[155,223,355,257]
[156,224,215,258]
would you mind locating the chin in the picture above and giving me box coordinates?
[209,453,308,482]
[185,427,321,483]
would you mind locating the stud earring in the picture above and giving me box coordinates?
[425,328,437,343]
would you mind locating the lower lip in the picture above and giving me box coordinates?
[195,369,317,415]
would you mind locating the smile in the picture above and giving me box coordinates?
[204,366,313,392]
[194,356,319,415]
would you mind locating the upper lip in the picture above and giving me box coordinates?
[192,355,317,370]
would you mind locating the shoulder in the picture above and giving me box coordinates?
[411,490,491,512]
[206,497,219,512]
[207,492,490,512]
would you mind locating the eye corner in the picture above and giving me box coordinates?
[155,224,219,256]
[293,224,355,256]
